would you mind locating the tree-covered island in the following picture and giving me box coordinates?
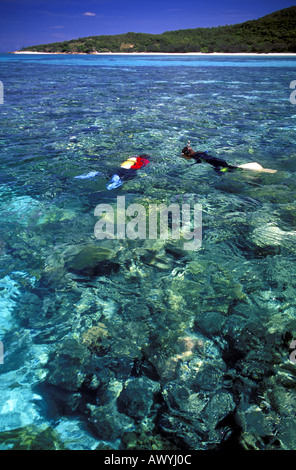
[18,6,296,54]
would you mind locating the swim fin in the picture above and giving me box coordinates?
[237,162,277,173]
[74,171,101,179]
[107,174,124,190]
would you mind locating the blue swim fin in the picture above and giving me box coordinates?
[107,174,124,190]
[74,171,101,179]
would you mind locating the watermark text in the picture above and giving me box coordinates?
[289,80,296,105]
[0,81,3,104]
[290,340,296,364]
[94,196,202,251]
[0,341,4,364]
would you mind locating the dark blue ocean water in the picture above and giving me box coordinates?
[0,53,296,450]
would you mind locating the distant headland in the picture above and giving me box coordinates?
[13,6,296,55]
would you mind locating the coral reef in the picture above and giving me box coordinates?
[1,55,296,450]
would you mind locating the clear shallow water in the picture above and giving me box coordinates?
[0,53,296,450]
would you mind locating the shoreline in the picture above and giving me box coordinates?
[11,50,296,56]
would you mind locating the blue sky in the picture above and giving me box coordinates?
[0,0,295,52]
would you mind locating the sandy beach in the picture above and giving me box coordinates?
[12,50,296,56]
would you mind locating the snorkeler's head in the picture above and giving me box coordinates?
[180,144,195,159]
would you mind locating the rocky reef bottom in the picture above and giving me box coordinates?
[1,58,296,451]
[1,193,296,450]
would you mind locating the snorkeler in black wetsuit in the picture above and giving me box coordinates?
[180,141,277,173]
[181,142,238,172]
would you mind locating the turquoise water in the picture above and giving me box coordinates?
[1,53,296,450]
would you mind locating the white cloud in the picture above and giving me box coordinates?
[52,33,66,38]
[83,12,96,16]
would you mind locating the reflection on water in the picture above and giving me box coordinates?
[0,54,296,450]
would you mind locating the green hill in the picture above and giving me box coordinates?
[20,6,296,54]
